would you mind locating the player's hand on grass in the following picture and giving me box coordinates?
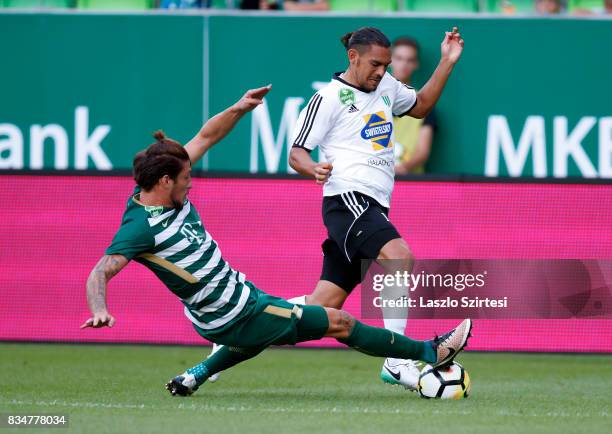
[441,26,464,64]
[80,311,116,329]
[314,162,333,185]
[234,84,272,113]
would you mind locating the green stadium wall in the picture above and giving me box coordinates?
[0,12,610,178]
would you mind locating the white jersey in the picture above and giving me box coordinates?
[291,72,417,208]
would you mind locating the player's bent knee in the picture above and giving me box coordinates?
[402,246,415,262]
[378,239,414,268]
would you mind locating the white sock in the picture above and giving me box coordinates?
[287,295,306,305]
[381,281,408,335]
[384,317,409,366]
[383,317,407,335]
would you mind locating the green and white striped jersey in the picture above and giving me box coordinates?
[106,186,256,331]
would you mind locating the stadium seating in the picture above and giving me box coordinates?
[2,0,75,7]
[568,0,604,11]
[5,0,604,14]
[77,0,154,9]
[209,0,228,8]
[160,0,206,7]
[328,0,398,12]
[485,0,536,13]
[405,0,478,12]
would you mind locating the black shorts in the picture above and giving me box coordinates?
[320,191,401,293]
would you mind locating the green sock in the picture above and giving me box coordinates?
[187,345,265,386]
[337,321,436,364]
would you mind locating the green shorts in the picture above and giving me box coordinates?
[193,283,329,349]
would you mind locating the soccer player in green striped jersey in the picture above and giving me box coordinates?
[81,85,472,397]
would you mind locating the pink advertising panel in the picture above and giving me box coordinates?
[0,175,610,352]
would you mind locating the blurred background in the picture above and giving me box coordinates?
[0,1,610,14]
[0,2,610,353]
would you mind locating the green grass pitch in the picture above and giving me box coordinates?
[0,344,610,434]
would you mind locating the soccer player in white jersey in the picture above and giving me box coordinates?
[288,26,465,390]
[80,84,472,397]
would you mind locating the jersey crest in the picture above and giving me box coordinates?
[180,221,205,246]
[338,88,355,106]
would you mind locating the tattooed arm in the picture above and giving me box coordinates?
[80,254,129,329]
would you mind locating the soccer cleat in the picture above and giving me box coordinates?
[165,373,198,396]
[207,343,222,383]
[380,358,422,391]
[430,318,472,369]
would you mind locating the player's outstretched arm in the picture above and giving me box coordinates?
[289,148,333,185]
[408,27,464,119]
[80,254,129,329]
[185,84,272,165]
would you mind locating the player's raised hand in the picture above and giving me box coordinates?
[314,162,333,185]
[80,311,116,329]
[441,26,464,65]
[234,84,272,113]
